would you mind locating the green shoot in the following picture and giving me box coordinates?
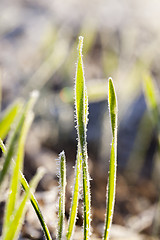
[75,36,91,239]
[67,36,91,240]
[143,72,160,152]
[3,111,34,235]
[0,138,6,154]
[143,73,160,237]
[0,92,52,240]
[0,138,52,240]
[0,91,38,187]
[0,100,23,140]
[25,38,69,92]
[57,151,66,240]
[20,171,52,240]
[66,150,82,239]
[2,91,37,237]
[2,167,45,240]
[103,78,118,240]
[0,37,119,240]
[143,73,159,126]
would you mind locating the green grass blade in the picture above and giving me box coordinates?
[0,98,52,240]
[66,149,82,240]
[143,74,160,236]
[57,151,66,240]
[75,36,88,147]
[25,38,69,92]
[0,100,23,140]
[0,140,52,240]
[103,78,118,240]
[0,138,6,154]
[81,151,90,240]
[0,91,38,186]
[3,112,34,235]
[20,171,52,240]
[143,73,159,126]
[0,109,24,186]
[3,167,45,240]
[75,36,91,239]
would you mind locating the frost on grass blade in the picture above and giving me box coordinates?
[67,36,91,240]
[57,151,66,240]
[75,36,86,147]
[75,36,91,240]
[103,78,118,240]
[66,148,82,240]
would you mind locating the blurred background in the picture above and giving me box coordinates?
[1,0,160,239]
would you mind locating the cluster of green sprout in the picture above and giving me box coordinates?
[0,37,118,240]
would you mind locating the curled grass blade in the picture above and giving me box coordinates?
[103,78,118,240]
[3,167,45,240]
[0,100,23,140]
[75,36,91,239]
[3,112,34,235]
[57,151,66,240]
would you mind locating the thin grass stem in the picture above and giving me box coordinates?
[57,151,66,240]
[103,78,118,240]
[75,36,91,239]
[66,149,82,240]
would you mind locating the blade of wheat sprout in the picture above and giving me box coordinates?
[66,149,82,240]
[103,78,118,240]
[75,36,91,240]
[0,138,6,154]
[25,38,69,93]
[2,167,45,240]
[0,100,23,140]
[57,151,66,240]
[0,140,52,240]
[143,73,160,151]
[0,93,52,240]
[143,73,159,128]
[0,91,38,186]
[20,171,52,240]
[3,111,34,235]
[143,73,160,236]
